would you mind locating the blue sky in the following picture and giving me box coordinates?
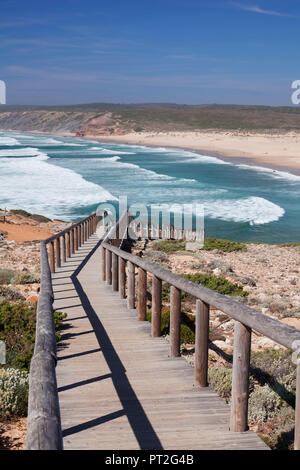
[0,0,299,105]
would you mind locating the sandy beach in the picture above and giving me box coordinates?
[85,130,300,173]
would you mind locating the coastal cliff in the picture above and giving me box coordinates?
[1,103,300,136]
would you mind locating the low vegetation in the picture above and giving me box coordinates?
[0,268,40,285]
[202,237,247,252]
[0,368,29,416]
[159,273,248,302]
[0,300,66,371]
[2,104,300,133]
[154,239,186,253]
[10,209,51,223]
[152,237,247,254]
[146,310,196,344]
[207,349,296,450]
[0,299,66,423]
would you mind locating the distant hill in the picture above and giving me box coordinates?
[1,103,300,134]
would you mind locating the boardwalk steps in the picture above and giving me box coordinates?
[53,235,268,450]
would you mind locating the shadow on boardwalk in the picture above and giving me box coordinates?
[64,239,163,449]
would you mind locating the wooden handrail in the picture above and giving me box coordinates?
[101,210,300,449]
[26,212,98,450]
[102,241,300,350]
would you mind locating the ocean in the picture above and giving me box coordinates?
[0,131,299,243]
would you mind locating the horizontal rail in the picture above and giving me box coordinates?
[44,213,96,244]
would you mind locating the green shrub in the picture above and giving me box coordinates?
[208,366,232,400]
[14,271,40,284]
[183,273,248,297]
[202,237,247,252]
[31,214,51,223]
[10,209,31,218]
[0,301,67,371]
[0,286,25,302]
[146,310,195,343]
[0,367,29,415]
[248,384,282,423]
[154,239,186,253]
[0,268,40,285]
[160,273,248,301]
[0,269,17,285]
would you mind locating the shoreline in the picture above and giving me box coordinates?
[1,127,300,176]
[82,131,300,176]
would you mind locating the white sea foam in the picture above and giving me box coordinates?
[0,148,116,219]
[0,147,49,160]
[204,196,285,225]
[236,164,300,182]
[0,136,20,146]
[88,147,135,154]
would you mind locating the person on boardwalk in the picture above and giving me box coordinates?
[0,233,5,241]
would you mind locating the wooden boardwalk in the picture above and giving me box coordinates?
[53,234,268,450]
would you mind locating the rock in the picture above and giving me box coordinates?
[213,340,233,353]
[257,337,277,349]
[26,295,38,305]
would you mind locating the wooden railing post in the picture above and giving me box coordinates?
[71,229,74,254]
[77,225,80,248]
[81,224,85,244]
[138,267,147,321]
[119,257,126,299]
[106,249,112,285]
[49,241,55,273]
[66,232,70,258]
[112,253,118,292]
[195,299,209,387]
[101,246,106,281]
[75,227,79,251]
[152,275,161,337]
[127,262,135,309]
[295,362,300,450]
[230,321,251,432]
[170,286,181,357]
[55,237,61,268]
[62,235,66,263]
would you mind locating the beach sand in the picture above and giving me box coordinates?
[0,222,53,242]
[85,130,300,173]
